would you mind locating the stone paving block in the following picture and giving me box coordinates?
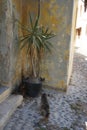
[0,86,12,104]
[0,95,23,130]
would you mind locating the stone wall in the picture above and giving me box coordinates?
[0,0,76,90]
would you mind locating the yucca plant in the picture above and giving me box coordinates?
[19,0,55,79]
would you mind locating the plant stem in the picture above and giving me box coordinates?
[38,0,41,19]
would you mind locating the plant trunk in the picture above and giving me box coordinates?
[32,57,37,78]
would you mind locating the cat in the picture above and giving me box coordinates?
[40,93,50,121]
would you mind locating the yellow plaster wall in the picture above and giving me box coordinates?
[0,0,75,90]
[11,0,74,90]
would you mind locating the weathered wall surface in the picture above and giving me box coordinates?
[39,0,74,90]
[0,0,13,86]
[0,0,75,90]
[0,0,23,87]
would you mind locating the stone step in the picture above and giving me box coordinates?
[0,95,23,130]
[0,86,12,104]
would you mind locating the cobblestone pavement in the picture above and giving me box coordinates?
[4,46,87,129]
